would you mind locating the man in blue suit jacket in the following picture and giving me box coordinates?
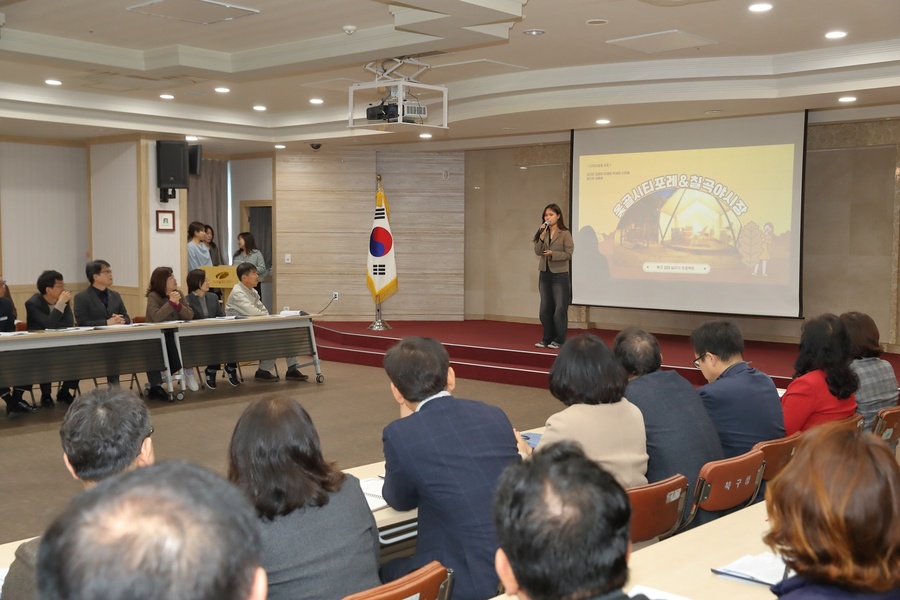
[690,320,785,458]
[380,337,521,600]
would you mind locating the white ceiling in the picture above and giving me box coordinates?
[0,0,898,154]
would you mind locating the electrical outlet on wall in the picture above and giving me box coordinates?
[284,254,292,263]
[332,291,339,301]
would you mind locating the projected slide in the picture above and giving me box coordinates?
[571,114,805,317]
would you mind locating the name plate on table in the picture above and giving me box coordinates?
[201,266,238,287]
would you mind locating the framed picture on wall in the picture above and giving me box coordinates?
[156,210,176,232]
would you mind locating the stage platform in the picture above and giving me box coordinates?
[313,320,829,389]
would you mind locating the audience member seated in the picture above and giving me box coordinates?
[840,311,898,430]
[518,333,648,488]
[228,396,380,600]
[764,422,900,599]
[690,320,784,457]
[380,337,520,600]
[21,270,80,407]
[37,461,267,600]
[185,269,240,390]
[74,259,131,386]
[782,313,858,435]
[225,262,308,382]
[613,327,723,522]
[187,220,213,272]
[0,276,31,416]
[144,266,195,399]
[493,442,650,600]
[1,387,154,600]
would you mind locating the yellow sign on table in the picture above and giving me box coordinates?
[201,266,238,287]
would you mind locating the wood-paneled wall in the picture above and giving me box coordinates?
[274,149,465,321]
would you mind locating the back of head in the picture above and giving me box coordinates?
[493,442,631,600]
[383,337,449,402]
[793,313,858,399]
[613,327,662,377]
[689,320,744,360]
[549,333,626,406]
[228,396,344,520]
[38,461,263,600]
[60,388,152,482]
[839,311,884,359]
[764,422,900,591]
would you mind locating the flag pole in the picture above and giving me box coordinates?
[368,300,392,330]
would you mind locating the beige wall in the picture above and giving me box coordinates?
[466,120,900,348]
[274,149,465,321]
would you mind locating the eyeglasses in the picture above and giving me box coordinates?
[100,269,112,275]
[692,353,708,369]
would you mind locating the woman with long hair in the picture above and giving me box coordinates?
[840,311,898,430]
[144,266,194,400]
[228,397,380,600]
[533,203,574,349]
[186,221,212,271]
[781,313,858,435]
[233,231,267,295]
[516,333,648,488]
[203,224,222,266]
[765,422,900,598]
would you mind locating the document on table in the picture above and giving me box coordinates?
[712,552,790,585]
[521,432,542,448]
[359,477,388,511]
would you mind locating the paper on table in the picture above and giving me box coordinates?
[360,477,388,511]
[521,432,542,448]
[712,552,789,585]
[628,585,692,600]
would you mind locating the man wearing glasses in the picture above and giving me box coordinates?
[75,260,132,386]
[690,319,784,458]
[1,387,154,600]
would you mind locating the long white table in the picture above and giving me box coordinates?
[0,314,323,394]
[345,461,419,545]
[492,501,774,600]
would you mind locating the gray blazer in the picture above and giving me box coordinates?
[74,286,131,326]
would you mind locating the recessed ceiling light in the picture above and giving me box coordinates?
[214,87,230,93]
[309,98,324,105]
[523,29,545,36]
[160,94,175,100]
[185,136,199,141]
[419,133,432,139]
[704,109,724,115]
[595,119,611,125]
[825,31,847,39]
[274,144,286,149]
[45,79,62,86]
[838,96,857,103]
[748,3,772,12]
[253,105,267,111]
[585,18,608,25]
[519,166,528,170]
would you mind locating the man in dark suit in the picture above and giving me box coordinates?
[614,327,724,526]
[74,260,132,386]
[690,320,785,458]
[380,337,520,600]
[22,270,79,406]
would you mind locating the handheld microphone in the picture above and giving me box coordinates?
[544,221,550,227]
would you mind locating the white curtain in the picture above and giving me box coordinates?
[187,159,228,265]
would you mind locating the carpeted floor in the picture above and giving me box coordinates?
[0,359,557,544]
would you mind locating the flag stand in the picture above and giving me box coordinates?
[368,301,392,330]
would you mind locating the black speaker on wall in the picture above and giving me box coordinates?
[156,140,189,189]
[188,144,202,176]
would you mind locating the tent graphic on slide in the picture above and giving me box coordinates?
[616,187,742,255]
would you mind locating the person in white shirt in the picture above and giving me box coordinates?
[224,263,308,382]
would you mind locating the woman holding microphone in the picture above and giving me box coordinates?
[534,203,574,349]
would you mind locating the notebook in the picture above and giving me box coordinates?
[359,477,388,511]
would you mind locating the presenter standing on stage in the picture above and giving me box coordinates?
[534,203,574,349]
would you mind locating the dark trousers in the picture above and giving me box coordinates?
[538,269,570,345]
[147,329,182,388]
